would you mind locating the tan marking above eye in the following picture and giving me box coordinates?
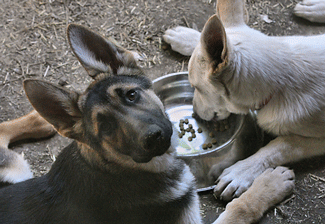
[91,105,111,136]
[107,83,140,97]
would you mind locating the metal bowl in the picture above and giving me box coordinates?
[153,72,264,192]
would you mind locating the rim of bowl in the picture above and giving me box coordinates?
[152,71,246,159]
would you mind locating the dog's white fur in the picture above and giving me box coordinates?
[164,0,325,202]
[164,0,325,55]
[0,110,56,184]
[163,26,201,56]
[294,0,325,23]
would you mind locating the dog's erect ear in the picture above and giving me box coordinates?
[67,24,142,79]
[201,15,228,70]
[23,79,83,141]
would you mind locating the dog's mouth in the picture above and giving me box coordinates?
[133,123,172,163]
[192,111,219,122]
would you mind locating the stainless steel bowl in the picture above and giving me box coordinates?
[153,72,264,192]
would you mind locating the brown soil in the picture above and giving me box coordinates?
[1,0,324,223]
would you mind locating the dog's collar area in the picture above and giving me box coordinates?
[255,94,273,110]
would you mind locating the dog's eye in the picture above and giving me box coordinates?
[126,89,138,102]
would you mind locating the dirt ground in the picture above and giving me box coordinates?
[1,0,325,223]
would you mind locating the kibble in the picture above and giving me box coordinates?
[177,115,231,151]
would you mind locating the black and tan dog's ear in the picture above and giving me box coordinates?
[67,24,142,79]
[200,15,228,71]
[23,79,83,141]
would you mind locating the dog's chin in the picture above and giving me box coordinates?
[194,110,230,122]
[215,112,231,121]
[131,151,166,163]
[132,156,154,163]
[131,144,171,164]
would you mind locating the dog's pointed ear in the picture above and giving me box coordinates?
[67,24,142,79]
[23,79,83,141]
[200,15,228,70]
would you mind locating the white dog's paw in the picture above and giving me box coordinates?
[208,159,237,181]
[213,158,266,201]
[294,0,325,23]
[163,26,201,56]
[0,152,33,184]
[249,166,295,206]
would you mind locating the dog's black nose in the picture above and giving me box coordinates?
[150,130,162,141]
[144,126,163,150]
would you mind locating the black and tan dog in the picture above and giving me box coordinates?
[0,24,294,224]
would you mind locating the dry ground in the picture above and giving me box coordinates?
[0,0,325,223]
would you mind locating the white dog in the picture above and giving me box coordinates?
[164,0,325,201]
[164,0,325,57]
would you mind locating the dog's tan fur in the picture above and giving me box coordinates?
[0,110,55,184]
[165,0,325,203]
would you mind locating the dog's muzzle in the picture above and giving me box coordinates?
[133,124,172,163]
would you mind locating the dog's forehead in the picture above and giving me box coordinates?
[80,75,152,107]
[91,75,151,93]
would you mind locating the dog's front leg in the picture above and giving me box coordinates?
[294,0,325,23]
[213,167,294,224]
[213,134,325,201]
[163,26,201,56]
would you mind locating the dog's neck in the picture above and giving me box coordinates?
[78,141,177,173]
[46,142,181,205]
[254,94,273,110]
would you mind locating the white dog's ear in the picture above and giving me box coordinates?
[200,15,228,71]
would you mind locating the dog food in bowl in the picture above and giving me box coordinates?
[171,109,236,156]
[153,72,264,191]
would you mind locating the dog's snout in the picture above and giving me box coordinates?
[151,129,162,141]
[148,129,162,143]
[142,123,171,152]
[144,126,163,149]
